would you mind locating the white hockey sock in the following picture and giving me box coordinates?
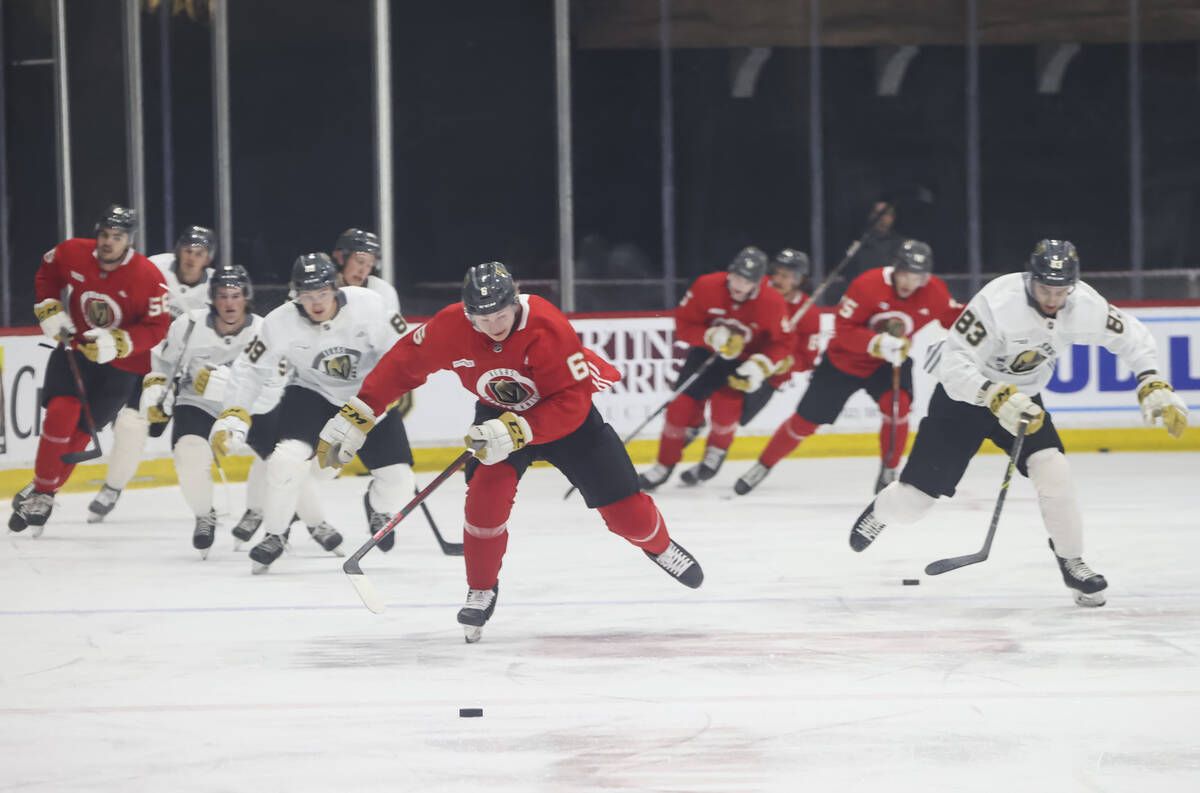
[367,463,416,515]
[294,461,330,527]
[873,481,937,525]
[245,455,269,511]
[173,434,214,516]
[105,407,149,489]
[261,439,311,536]
[1027,448,1084,558]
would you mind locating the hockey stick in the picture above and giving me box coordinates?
[562,350,721,500]
[59,339,104,464]
[879,365,901,484]
[150,316,198,438]
[924,417,1030,576]
[417,486,464,556]
[344,440,484,613]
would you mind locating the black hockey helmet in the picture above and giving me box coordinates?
[176,225,216,257]
[462,262,517,315]
[332,228,382,264]
[95,204,138,234]
[1027,239,1080,287]
[208,264,253,301]
[772,248,810,277]
[892,239,934,276]
[727,246,768,282]
[290,253,339,294]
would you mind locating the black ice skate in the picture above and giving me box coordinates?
[457,584,499,644]
[307,521,345,556]
[637,463,674,492]
[193,509,217,559]
[645,539,704,588]
[679,447,727,486]
[87,484,123,524]
[1049,539,1107,607]
[231,508,263,548]
[849,502,887,552]
[10,483,55,537]
[733,461,771,496]
[874,466,898,494]
[249,532,287,574]
[363,492,394,552]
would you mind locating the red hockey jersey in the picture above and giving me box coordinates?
[359,294,621,443]
[675,271,791,366]
[34,238,171,374]
[825,266,962,378]
[769,291,824,388]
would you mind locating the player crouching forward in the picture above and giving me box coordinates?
[317,262,704,643]
[850,240,1189,607]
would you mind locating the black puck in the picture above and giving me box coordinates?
[902,579,920,586]
[459,708,483,718]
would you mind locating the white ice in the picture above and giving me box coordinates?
[3,450,1199,793]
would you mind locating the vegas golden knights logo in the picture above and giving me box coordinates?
[487,378,530,405]
[86,299,113,328]
[323,355,354,379]
[1009,349,1046,374]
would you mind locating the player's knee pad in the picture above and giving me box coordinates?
[368,463,415,514]
[106,407,150,487]
[597,492,664,547]
[664,394,701,436]
[173,434,213,514]
[267,439,312,488]
[464,462,518,534]
[1025,448,1083,557]
[874,481,936,524]
[1025,448,1072,495]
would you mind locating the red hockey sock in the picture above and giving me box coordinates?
[760,414,819,468]
[597,492,669,555]
[33,397,89,492]
[706,388,742,450]
[462,463,518,590]
[876,389,912,468]
[658,395,703,466]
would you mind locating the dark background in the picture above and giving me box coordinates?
[3,0,1199,319]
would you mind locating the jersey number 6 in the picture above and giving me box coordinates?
[566,351,588,381]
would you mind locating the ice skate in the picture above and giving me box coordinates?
[363,493,394,552]
[307,521,345,556]
[1049,539,1107,607]
[849,501,887,552]
[874,465,898,494]
[637,463,674,492]
[192,510,217,559]
[645,539,704,588]
[10,484,55,537]
[249,532,287,574]
[231,508,263,549]
[679,446,727,486]
[733,461,771,495]
[86,484,122,524]
[457,584,499,644]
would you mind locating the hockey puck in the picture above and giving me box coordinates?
[459,708,483,718]
[902,579,920,586]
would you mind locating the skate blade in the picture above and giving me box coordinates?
[31,524,45,539]
[328,546,346,558]
[1073,591,1106,607]
[251,561,272,575]
[232,540,244,551]
[197,547,211,560]
[86,512,105,524]
[463,625,484,644]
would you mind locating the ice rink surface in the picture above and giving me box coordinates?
[3,450,1199,793]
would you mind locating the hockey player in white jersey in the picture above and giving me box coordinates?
[209,253,415,573]
[87,225,218,523]
[849,240,1189,606]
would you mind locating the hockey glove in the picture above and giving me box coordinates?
[194,365,232,402]
[78,328,131,364]
[466,411,531,465]
[139,373,174,424]
[210,407,251,457]
[1137,376,1188,439]
[868,333,911,367]
[34,298,76,343]
[984,383,1045,436]
[728,354,774,393]
[316,396,378,469]
[703,326,746,360]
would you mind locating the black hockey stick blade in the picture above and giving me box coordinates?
[418,496,463,555]
[62,439,103,464]
[925,552,987,576]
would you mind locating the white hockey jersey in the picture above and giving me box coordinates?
[224,286,400,411]
[149,252,213,319]
[937,272,1160,406]
[152,308,281,417]
[363,274,408,335]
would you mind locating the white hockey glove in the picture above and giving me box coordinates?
[868,333,911,367]
[193,365,232,402]
[78,328,132,364]
[1137,376,1188,439]
[210,407,251,457]
[34,298,76,342]
[703,325,746,360]
[466,411,531,465]
[139,373,174,425]
[316,396,378,469]
[984,383,1045,436]
[728,354,773,393]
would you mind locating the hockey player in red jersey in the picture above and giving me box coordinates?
[9,206,171,533]
[639,247,792,490]
[733,239,962,496]
[316,262,704,642]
